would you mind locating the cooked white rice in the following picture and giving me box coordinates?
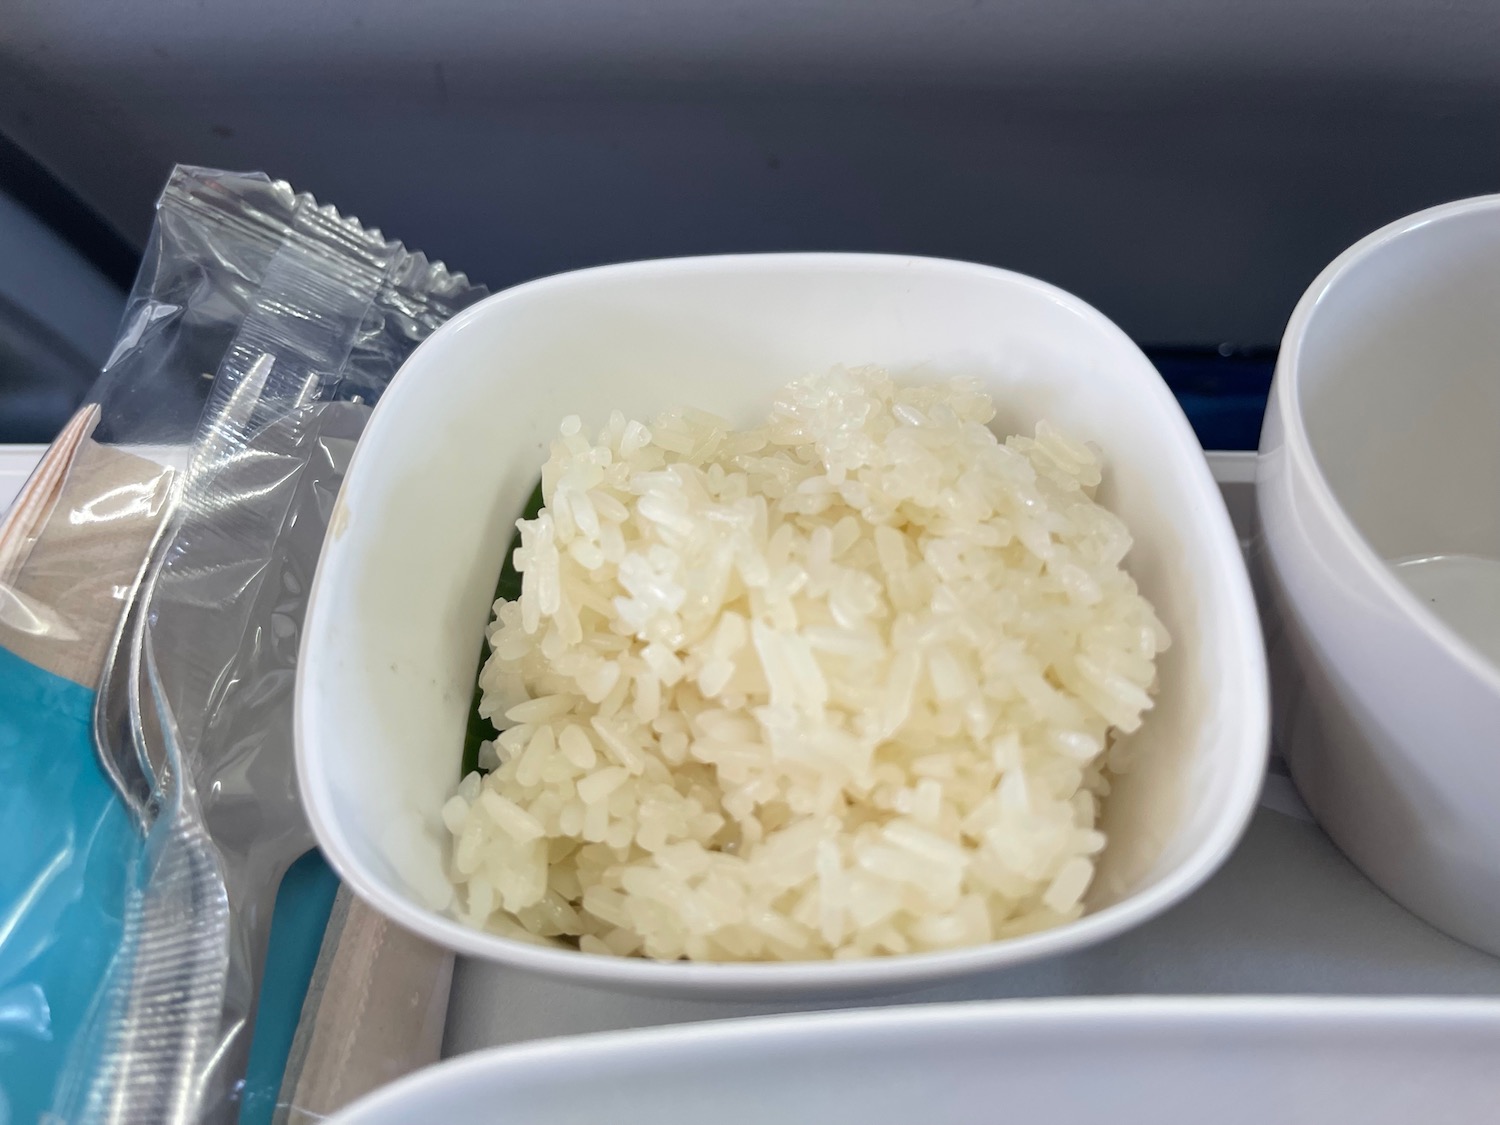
[443,366,1168,961]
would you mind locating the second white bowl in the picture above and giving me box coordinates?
[1258,196,1500,955]
[296,253,1267,996]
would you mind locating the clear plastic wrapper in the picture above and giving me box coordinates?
[0,166,484,1124]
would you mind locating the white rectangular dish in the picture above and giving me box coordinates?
[346,997,1500,1125]
[7,448,1499,1066]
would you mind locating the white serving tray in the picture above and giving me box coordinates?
[6,446,1499,1056]
[0,444,46,515]
[439,450,1500,1055]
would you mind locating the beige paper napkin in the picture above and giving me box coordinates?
[276,892,455,1123]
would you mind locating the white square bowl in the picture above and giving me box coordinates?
[296,254,1267,997]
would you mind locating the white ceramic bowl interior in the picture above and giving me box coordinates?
[327,998,1500,1125]
[1258,196,1500,954]
[297,253,1267,994]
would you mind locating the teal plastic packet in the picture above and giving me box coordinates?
[0,167,485,1125]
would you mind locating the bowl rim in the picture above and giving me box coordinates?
[296,250,1269,991]
[1270,193,1500,698]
